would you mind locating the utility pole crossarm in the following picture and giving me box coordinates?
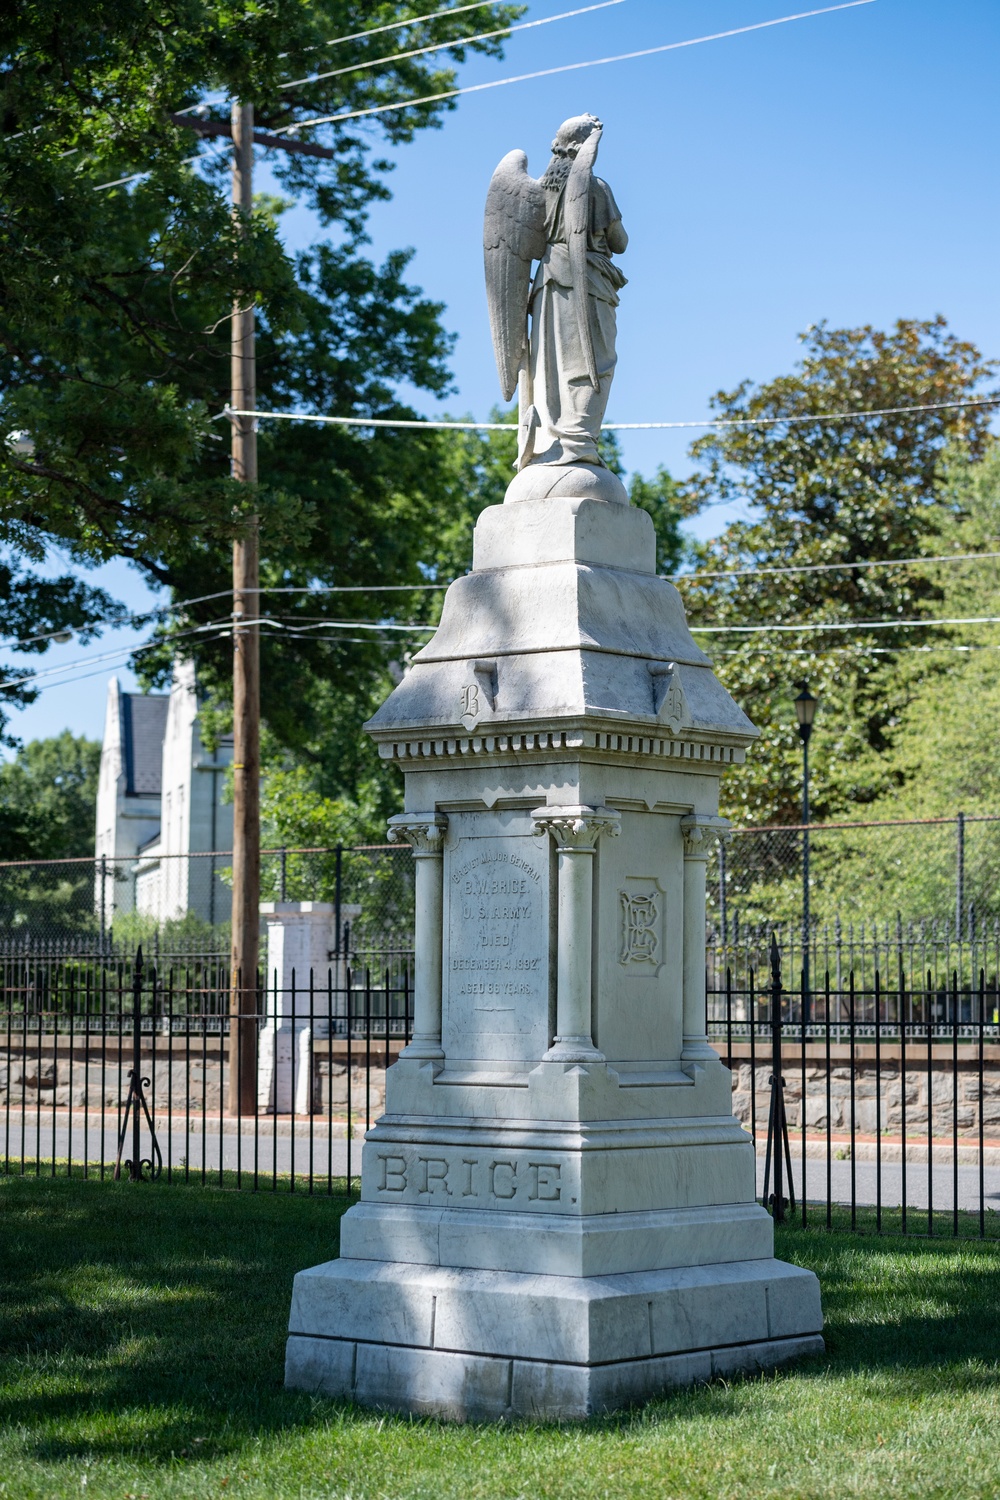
[169,113,337,160]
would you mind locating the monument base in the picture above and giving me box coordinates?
[285,1255,824,1421]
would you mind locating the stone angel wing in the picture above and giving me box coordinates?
[483,150,548,401]
[564,123,603,389]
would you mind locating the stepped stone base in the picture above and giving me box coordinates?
[285,1256,824,1420]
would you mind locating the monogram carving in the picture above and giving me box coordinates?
[620,890,660,965]
[460,659,499,729]
[460,682,481,724]
[648,660,686,733]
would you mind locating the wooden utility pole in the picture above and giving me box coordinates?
[164,100,337,1118]
[228,99,260,1116]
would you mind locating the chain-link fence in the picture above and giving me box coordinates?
[0,844,415,964]
[708,813,1000,935]
[4,813,999,974]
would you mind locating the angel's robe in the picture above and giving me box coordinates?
[525,174,627,467]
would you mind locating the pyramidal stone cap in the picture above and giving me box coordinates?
[365,494,757,752]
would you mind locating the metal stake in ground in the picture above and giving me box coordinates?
[113,946,162,1182]
[762,933,795,1222]
[794,683,819,1029]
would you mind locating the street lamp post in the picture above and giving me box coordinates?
[794,685,819,1028]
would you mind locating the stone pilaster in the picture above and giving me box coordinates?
[532,805,621,1061]
[388,812,448,1060]
[680,814,732,1062]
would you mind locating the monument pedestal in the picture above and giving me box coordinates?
[285,492,823,1419]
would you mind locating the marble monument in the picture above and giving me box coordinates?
[284,115,823,1420]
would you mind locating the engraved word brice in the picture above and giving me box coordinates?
[620,889,660,964]
[375,1151,563,1203]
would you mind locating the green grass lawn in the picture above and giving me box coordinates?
[3,1175,1000,1500]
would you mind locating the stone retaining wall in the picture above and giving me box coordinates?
[0,1046,387,1120]
[724,1043,1000,1138]
[5,1039,999,1140]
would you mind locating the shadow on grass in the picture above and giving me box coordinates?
[775,1212,1000,1377]
[3,1174,1000,1461]
[0,1172,351,1462]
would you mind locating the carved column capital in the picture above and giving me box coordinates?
[387,811,448,856]
[680,814,732,861]
[531,804,621,851]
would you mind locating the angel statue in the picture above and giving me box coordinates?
[484,114,627,494]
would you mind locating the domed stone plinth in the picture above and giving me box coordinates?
[504,461,628,506]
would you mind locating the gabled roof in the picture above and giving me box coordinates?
[120,693,169,797]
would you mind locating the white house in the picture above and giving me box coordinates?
[94,662,233,928]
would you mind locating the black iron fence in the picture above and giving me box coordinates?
[709,944,1000,1236]
[708,915,1000,1016]
[1,948,411,1193]
[3,941,1000,1236]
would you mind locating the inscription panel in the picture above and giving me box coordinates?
[360,1144,578,1212]
[443,811,550,1062]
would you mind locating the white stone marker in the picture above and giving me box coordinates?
[258,901,356,1115]
[284,114,823,1419]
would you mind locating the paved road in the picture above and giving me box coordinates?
[756,1155,1000,1214]
[8,1112,1000,1211]
[4,1114,358,1180]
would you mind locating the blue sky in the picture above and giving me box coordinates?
[6,0,999,750]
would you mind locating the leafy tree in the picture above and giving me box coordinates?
[0,1,519,736]
[679,318,998,828]
[870,443,1000,820]
[0,732,101,859]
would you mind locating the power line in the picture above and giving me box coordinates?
[13,624,1000,700]
[0,626,77,652]
[714,642,1000,657]
[274,2,876,134]
[26,607,1000,686]
[129,547,1000,630]
[676,550,1000,582]
[74,4,882,220]
[222,407,513,431]
[691,615,1000,636]
[22,3,521,135]
[281,1,625,91]
[315,1,512,51]
[131,581,446,624]
[222,393,1000,434]
[238,617,435,634]
[93,137,231,193]
[0,618,231,692]
[603,396,1000,429]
